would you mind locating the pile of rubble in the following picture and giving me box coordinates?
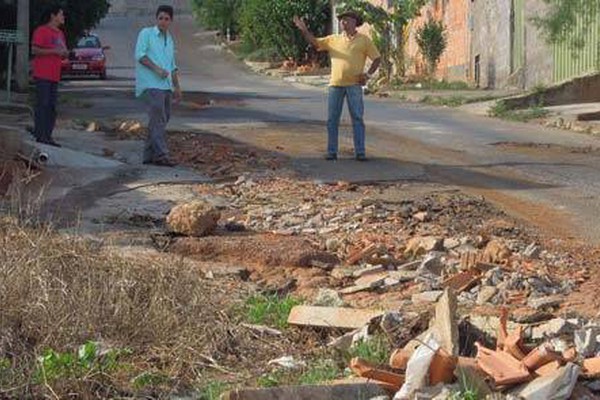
[191,176,587,312]
[283,289,600,399]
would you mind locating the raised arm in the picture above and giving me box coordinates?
[293,16,320,49]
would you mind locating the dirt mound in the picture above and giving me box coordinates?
[170,233,329,267]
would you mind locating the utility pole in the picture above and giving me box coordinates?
[15,0,30,91]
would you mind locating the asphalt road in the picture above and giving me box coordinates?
[78,14,600,242]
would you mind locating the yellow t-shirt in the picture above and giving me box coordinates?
[316,33,381,87]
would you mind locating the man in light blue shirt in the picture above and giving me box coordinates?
[135,5,182,167]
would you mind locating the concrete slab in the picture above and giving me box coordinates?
[288,306,383,330]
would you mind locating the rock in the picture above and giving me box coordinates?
[575,327,600,358]
[325,238,341,252]
[513,363,580,400]
[287,306,383,330]
[417,253,446,276]
[353,265,386,278]
[476,286,498,305]
[443,237,461,250]
[380,311,404,339]
[355,272,388,288]
[483,239,511,263]
[313,289,345,307]
[431,289,459,356]
[528,295,563,310]
[404,236,443,257]
[523,242,542,259]
[512,308,553,324]
[166,201,220,236]
[413,211,429,222]
[268,356,306,369]
[388,270,420,282]
[530,318,576,340]
[412,290,444,304]
[331,267,355,280]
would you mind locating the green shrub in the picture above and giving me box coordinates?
[192,0,241,36]
[416,19,447,77]
[239,0,330,61]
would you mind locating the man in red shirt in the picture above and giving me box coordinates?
[31,6,68,147]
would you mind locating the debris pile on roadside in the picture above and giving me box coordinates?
[192,176,588,310]
[280,290,600,399]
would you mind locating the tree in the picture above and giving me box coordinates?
[338,0,426,81]
[534,0,600,50]
[239,0,330,62]
[416,19,446,78]
[192,0,241,36]
[30,0,111,47]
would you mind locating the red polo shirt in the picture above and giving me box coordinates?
[32,25,66,82]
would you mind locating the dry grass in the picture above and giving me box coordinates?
[0,216,333,399]
[0,216,270,398]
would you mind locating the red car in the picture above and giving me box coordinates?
[61,34,110,79]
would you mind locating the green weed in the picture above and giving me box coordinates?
[198,380,231,400]
[242,294,302,329]
[488,101,549,122]
[345,335,391,366]
[132,371,169,389]
[34,341,131,384]
[298,359,341,385]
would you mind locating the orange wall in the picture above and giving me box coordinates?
[405,0,471,81]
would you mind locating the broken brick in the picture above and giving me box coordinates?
[347,243,378,265]
[442,269,481,293]
[429,348,458,385]
[349,357,404,390]
[522,343,564,371]
[583,357,600,379]
[475,343,531,386]
[389,348,411,370]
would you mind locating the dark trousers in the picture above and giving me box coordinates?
[143,89,172,163]
[34,79,58,142]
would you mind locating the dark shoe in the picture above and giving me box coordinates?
[152,157,178,167]
[325,153,337,161]
[355,154,368,162]
[36,138,62,148]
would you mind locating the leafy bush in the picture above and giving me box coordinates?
[31,0,111,47]
[239,0,330,61]
[192,0,241,36]
[416,19,447,77]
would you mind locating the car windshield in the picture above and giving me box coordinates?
[76,36,101,48]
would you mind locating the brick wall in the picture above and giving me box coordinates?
[405,0,470,82]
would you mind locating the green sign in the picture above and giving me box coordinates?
[0,30,23,44]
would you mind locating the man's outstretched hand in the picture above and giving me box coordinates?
[293,16,307,31]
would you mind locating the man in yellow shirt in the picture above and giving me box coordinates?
[294,10,381,161]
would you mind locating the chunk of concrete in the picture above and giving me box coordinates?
[431,289,459,356]
[223,383,389,400]
[476,286,498,305]
[528,295,563,310]
[412,290,444,304]
[288,306,383,330]
[513,363,580,400]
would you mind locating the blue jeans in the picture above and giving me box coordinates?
[327,85,365,156]
[34,79,58,142]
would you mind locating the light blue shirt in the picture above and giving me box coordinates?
[134,26,178,97]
